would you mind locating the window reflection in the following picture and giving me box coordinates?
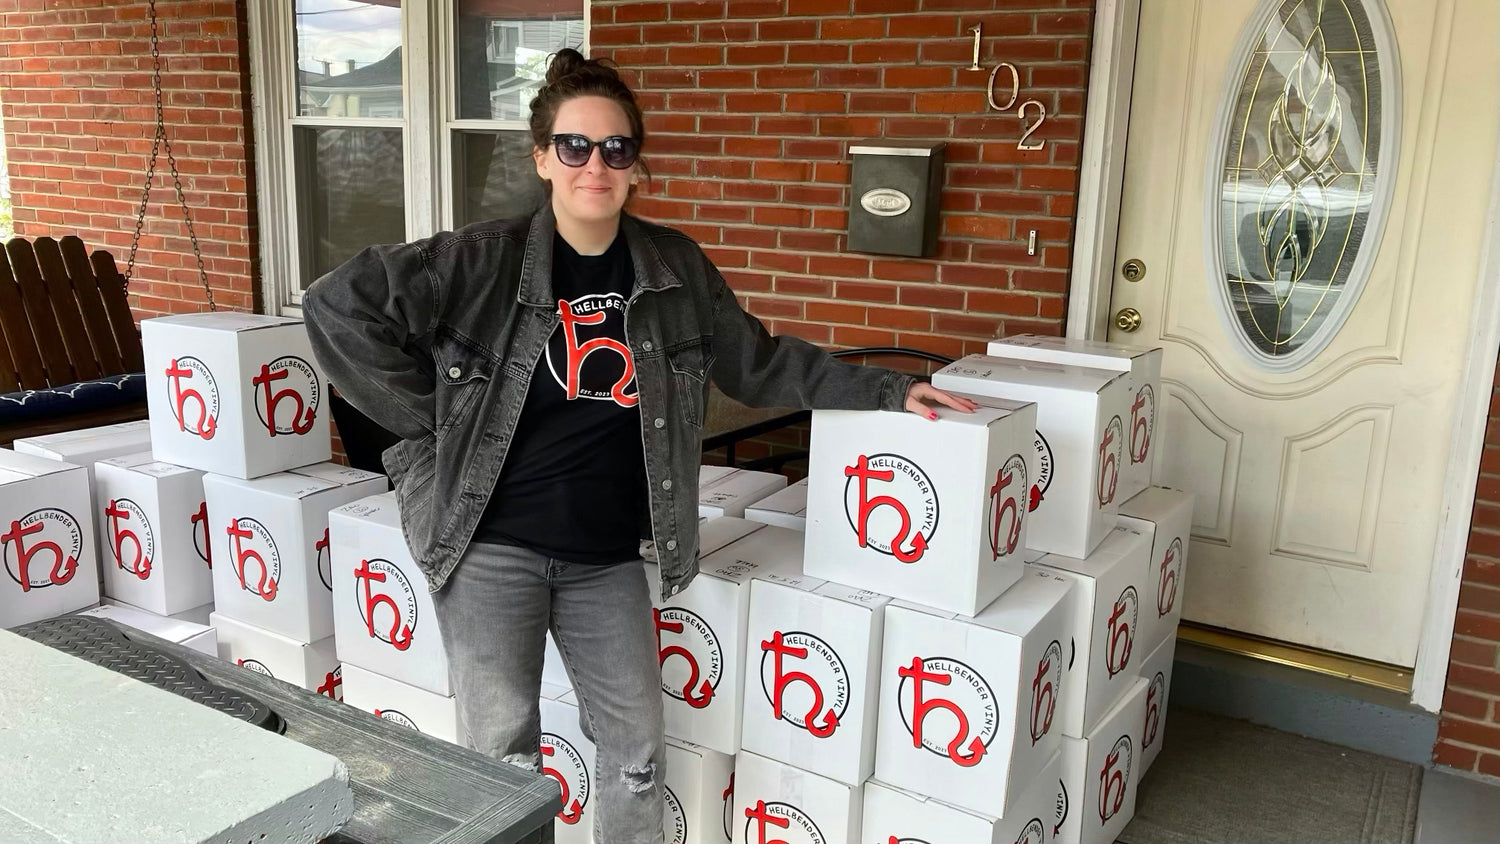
[295,0,404,119]
[455,0,585,122]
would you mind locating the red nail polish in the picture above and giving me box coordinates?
[928,411,938,420]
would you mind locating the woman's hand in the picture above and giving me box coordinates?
[906,381,979,420]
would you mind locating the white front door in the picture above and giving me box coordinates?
[1108,0,1499,666]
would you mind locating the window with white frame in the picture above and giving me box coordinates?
[249,0,587,314]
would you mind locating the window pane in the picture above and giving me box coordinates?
[455,0,585,122]
[296,0,404,118]
[453,130,546,227]
[295,127,406,288]
[1215,0,1389,365]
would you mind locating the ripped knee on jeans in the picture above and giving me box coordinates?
[620,761,657,794]
[502,750,541,772]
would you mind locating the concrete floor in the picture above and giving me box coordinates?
[1415,766,1500,844]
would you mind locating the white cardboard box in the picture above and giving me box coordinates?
[1117,486,1193,657]
[805,401,1037,616]
[14,419,153,500]
[743,478,808,531]
[0,449,100,627]
[142,312,330,479]
[204,467,385,643]
[1032,526,1152,738]
[1138,634,1176,774]
[647,522,805,755]
[733,750,862,844]
[644,515,767,567]
[210,610,342,698]
[741,573,888,786]
[328,492,449,696]
[665,738,736,844]
[987,335,1162,502]
[341,661,466,746]
[94,452,212,616]
[932,355,1132,559]
[862,751,1060,844]
[875,567,1072,818]
[541,686,597,843]
[104,595,212,626]
[1054,677,1149,844]
[700,469,788,519]
[76,602,217,656]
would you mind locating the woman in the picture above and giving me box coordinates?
[303,49,974,843]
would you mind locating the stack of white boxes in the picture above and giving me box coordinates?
[139,313,387,705]
[925,334,1194,843]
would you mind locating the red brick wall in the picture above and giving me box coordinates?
[0,0,257,321]
[594,0,1093,365]
[1434,360,1500,777]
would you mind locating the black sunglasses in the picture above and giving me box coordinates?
[550,133,640,170]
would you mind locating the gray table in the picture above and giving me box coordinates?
[82,623,559,844]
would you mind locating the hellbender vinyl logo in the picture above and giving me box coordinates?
[1158,538,1183,618]
[226,516,280,602]
[1031,639,1063,744]
[253,355,319,436]
[843,453,939,563]
[1130,383,1155,466]
[4,507,83,592]
[663,783,687,844]
[541,733,590,825]
[744,800,825,844]
[354,557,417,651]
[376,708,418,731]
[1099,735,1134,824]
[897,656,998,768]
[759,630,849,738]
[164,355,218,439]
[655,607,722,709]
[987,453,1027,560]
[105,498,154,581]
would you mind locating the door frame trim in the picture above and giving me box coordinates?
[1074,0,1500,712]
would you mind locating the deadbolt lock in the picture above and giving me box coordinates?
[1121,258,1146,282]
[1115,307,1142,333]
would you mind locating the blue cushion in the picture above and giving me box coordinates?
[0,373,147,424]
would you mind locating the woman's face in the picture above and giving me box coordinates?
[534,95,637,229]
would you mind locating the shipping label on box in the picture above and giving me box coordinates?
[862,751,1059,844]
[328,492,449,695]
[805,401,1036,616]
[205,468,383,643]
[143,313,330,479]
[665,738,736,844]
[741,575,888,785]
[987,335,1163,501]
[1138,634,1175,774]
[542,687,597,843]
[210,610,342,698]
[875,568,1072,818]
[1117,486,1192,656]
[744,478,808,532]
[0,449,100,628]
[732,750,862,844]
[701,469,788,519]
[1032,526,1151,737]
[1054,677,1148,844]
[95,453,212,616]
[648,524,805,755]
[932,355,1132,559]
[15,419,153,502]
[77,602,218,656]
[341,662,466,746]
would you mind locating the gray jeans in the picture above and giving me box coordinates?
[432,540,666,844]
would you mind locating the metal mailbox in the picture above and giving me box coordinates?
[847,141,946,258]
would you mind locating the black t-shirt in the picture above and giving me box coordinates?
[474,232,648,564]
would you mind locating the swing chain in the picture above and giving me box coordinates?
[125,0,216,312]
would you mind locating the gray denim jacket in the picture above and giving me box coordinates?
[301,205,914,599]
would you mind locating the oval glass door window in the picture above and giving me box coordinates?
[1209,0,1399,372]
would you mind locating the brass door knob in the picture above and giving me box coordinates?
[1115,307,1143,333]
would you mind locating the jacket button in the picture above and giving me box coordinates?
[642,341,654,351]
[654,418,665,429]
[666,539,677,551]
[448,366,462,378]
[661,478,672,490]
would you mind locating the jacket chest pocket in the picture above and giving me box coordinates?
[433,335,494,430]
[666,339,713,428]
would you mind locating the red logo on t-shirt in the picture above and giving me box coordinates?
[548,294,637,407]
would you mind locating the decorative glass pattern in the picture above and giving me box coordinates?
[1216,0,1393,366]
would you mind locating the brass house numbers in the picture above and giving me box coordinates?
[969,24,1047,150]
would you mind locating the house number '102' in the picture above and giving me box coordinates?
[969,23,1046,151]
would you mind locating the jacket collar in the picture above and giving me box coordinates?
[517,203,683,307]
